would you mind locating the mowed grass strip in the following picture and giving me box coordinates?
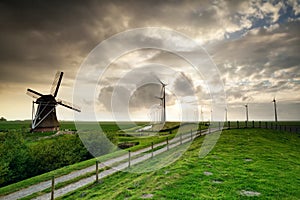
[60,129,300,200]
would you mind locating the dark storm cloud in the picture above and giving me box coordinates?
[0,0,129,84]
[1,0,300,120]
[98,85,130,112]
[172,72,195,96]
[129,83,163,109]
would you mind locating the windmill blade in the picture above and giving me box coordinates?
[50,71,61,95]
[26,88,43,99]
[57,99,81,112]
[155,96,163,100]
[50,71,64,97]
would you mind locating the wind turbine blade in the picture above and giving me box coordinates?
[51,71,64,97]
[26,88,43,99]
[57,99,81,112]
[152,73,162,83]
[152,73,168,86]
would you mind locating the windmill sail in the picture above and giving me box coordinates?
[50,71,64,97]
[26,88,43,99]
[57,99,81,112]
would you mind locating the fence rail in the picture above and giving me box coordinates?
[223,121,300,134]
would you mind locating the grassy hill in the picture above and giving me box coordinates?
[61,128,300,199]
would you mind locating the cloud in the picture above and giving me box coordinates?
[0,0,299,120]
[97,72,196,112]
[172,72,195,96]
[208,20,300,103]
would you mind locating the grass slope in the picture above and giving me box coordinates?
[61,129,300,199]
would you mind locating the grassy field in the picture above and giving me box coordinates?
[0,121,187,196]
[60,128,300,199]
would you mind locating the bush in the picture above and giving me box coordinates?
[0,132,33,186]
[0,133,92,187]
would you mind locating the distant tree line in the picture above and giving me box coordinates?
[0,117,7,121]
[0,132,93,187]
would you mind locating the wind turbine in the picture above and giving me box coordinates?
[201,106,204,122]
[155,96,164,122]
[272,97,278,122]
[245,104,249,122]
[154,75,167,123]
[225,107,228,122]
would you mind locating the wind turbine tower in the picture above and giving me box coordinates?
[272,98,278,122]
[245,104,249,122]
[154,76,167,123]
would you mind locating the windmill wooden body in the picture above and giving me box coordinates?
[26,71,80,132]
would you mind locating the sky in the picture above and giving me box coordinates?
[0,0,299,121]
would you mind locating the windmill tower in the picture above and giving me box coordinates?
[225,107,228,122]
[272,98,278,122]
[26,71,81,132]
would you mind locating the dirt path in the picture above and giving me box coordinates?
[1,128,219,200]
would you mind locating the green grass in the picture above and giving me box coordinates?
[60,129,300,199]
[0,122,183,196]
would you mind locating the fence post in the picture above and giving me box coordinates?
[237,121,239,129]
[180,133,182,144]
[96,161,99,183]
[228,121,230,129]
[166,137,169,150]
[285,125,287,131]
[190,130,193,141]
[259,121,261,128]
[252,120,254,128]
[51,176,55,200]
[199,125,202,135]
[209,126,211,133]
[218,122,221,130]
[265,122,268,129]
[271,123,273,129]
[151,142,154,158]
[128,150,131,168]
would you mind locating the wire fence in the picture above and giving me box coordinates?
[223,121,300,134]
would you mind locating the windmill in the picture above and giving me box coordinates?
[245,104,249,122]
[154,76,167,123]
[26,71,81,132]
[200,106,204,122]
[272,97,278,122]
[225,107,228,122]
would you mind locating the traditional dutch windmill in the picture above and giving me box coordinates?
[26,71,80,132]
